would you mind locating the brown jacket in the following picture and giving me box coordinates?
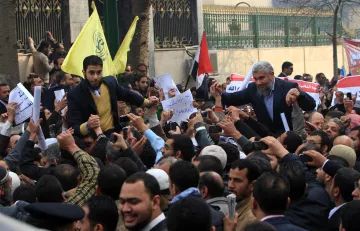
[32,51,54,83]
[235,198,257,231]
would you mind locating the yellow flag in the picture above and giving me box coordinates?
[62,2,116,77]
[113,16,139,75]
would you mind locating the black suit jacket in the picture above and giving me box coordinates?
[42,84,70,112]
[0,103,6,114]
[328,207,342,231]
[150,219,167,231]
[67,76,145,136]
[278,72,287,77]
[221,78,316,135]
[265,217,307,231]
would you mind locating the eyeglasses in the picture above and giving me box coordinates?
[88,70,102,75]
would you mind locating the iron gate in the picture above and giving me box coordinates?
[16,0,63,51]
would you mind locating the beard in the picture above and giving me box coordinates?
[257,81,274,97]
[86,78,102,90]
[123,205,153,231]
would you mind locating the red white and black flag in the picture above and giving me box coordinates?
[190,32,213,90]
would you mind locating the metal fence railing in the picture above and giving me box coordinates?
[203,5,353,49]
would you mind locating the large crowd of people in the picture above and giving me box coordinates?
[1,33,360,231]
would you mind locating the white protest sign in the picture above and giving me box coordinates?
[33,86,41,123]
[54,89,66,115]
[288,80,320,106]
[226,73,254,93]
[331,76,360,106]
[9,83,34,125]
[154,73,180,99]
[161,89,197,125]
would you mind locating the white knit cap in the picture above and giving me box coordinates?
[9,172,20,195]
[201,145,228,169]
[146,169,169,191]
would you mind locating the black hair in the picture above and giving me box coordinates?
[340,200,360,231]
[97,164,127,201]
[244,222,276,231]
[114,157,139,177]
[334,168,360,202]
[309,130,332,152]
[253,171,289,215]
[37,40,51,52]
[279,162,306,200]
[54,55,65,66]
[13,185,37,203]
[36,175,64,203]
[136,63,147,71]
[297,142,322,154]
[134,75,147,83]
[283,131,303,153]
[281,61,293,71]
[218,143,240,172]
[294,75,303,80]
[327,155,349,167]
[350,126,360,138]
[169,161,199,192]
[171,134,195,162]
[83,55,103,72]
[124,172,161,198]
[316,73,325,79]
[140,140,156,169]
[231,159,261,183]
[167,196,213,231]
[176,84,184,93]
[190,87,196,92]
[249,151,270,161]
[50,164,78,191]
[85,195,119,231]
[197,155,223,177]
[0,83,9,87]
[55,70,67,84]
[326,111,344,120]
[248,157,272,174]
[198,172,224,198]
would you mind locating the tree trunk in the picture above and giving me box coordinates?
[332,0,342,81]
[128,0,151,68]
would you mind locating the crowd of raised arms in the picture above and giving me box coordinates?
[0,33,360,231]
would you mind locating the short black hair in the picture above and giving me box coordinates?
[124,172,161,198]
[340,200,360,231]
[326,111,344,120]
[54,55,64,65]
[281,61,293,71]
[37,40,51,52]
[248,157,272,174]
[13,185,36,203]
[140,140,156,169]
[167,196,213,231]
[350,126,360,138]
[231,159,261,183]
[36,175,64,203]
[309,130,332,152]
[97,164,127,201]
[218,143,240,172]
[171,134,195,162]
[283,131,303,153]
[114,157,139,177]
[134,75,147,83]
[197,155,223,177]
[198,172,224,198]
[279,162,306,200]
[84,195,119,231]
[50,164,78,191]
[244,222,276,231]
[136,63,147,71]
[297,142,322,154]
[169,161,199,192]
[55,70,67,84]
[333,168,360,202]
[0,83,9,87]
[83,55,103,72]
[294,75,303,80]
[327,155,349,167]
[253,171,289,215]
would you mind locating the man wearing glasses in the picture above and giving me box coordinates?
[278,61,294,78]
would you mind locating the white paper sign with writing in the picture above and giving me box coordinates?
[54,89,66,115]
[161,89,197,125]
[154,73,180,99]
[9,83,34,125]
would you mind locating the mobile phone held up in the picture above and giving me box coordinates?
[252,141,268,151]
[208,125,222,134]
[119,115,130,123]
[347,92,352,100]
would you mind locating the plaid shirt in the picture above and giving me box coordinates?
[66,149,100,206]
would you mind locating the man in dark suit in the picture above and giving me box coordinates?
[327,168,360,231]
[67,55,158,137]
[119,172,167,231]
[278,61,294,77]
[212,61,315,136]
[251,171,307,231]
[0,83,10,115]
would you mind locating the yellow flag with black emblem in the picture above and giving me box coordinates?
[62,2,116,77]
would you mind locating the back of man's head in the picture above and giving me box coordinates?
[84,195,119,231]
[114,157,139,177]
[199,171,224,199]
[253,171,289,215]
[247,156,272,173]
[279,162,306,200]
[13,185,37,203]
[333,168,360,202]
[55,70,67,84]
[51,164,78,191]
[169,161,199,193]
[167,196,214,231]
[340,200,360,231]
[36,175,64,203]
[283,131,303,153]
[218,143,240,172]
[197,155,223,177]
[97,164,127,200]
[172,134,195,161]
